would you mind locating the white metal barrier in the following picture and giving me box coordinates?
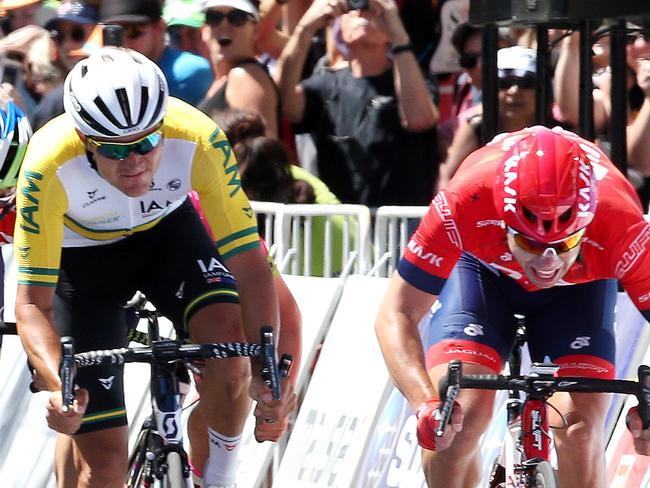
[371,205,428,277]
[251,201,285,257]
[275,204,372,277]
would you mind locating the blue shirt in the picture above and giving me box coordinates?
[158,46,213,106]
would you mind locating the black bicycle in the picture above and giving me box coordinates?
[436,326,650,488]
[60,297,289,488]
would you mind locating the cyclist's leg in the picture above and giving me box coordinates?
[142,199,248,487]
[53,244,137,487]
[422,254,519,488]
[526,279,617,488]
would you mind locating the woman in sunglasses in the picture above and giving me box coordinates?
[198,0,282,139]
[438,46,568,192]
[376,125,650,488]
[14,47,292,488]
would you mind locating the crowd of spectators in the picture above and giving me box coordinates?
[0,0,649,219]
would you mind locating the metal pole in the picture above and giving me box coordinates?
[609,19,628,174]
[578,20,595,140]
[535,26,551,126]
[481,24,499,144]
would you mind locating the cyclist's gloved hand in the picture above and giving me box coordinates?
[250,375,297,443]
[46,388,88,435]
[626,405,650,455]
[416,397,463,451]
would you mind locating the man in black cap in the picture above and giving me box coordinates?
[30,0,99,130]
[101,0,213,106]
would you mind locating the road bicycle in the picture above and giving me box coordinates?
[436,326,650,488]
[60,297,289,488]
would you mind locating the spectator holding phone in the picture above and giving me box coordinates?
[275,0,440,206]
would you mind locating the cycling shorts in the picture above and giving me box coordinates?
[425,253,617,379]
[53,198,240,433]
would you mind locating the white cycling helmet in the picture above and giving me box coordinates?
[63,47,168,138]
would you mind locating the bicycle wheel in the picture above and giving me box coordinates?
[531,461,558,488]
[161,451,190,488]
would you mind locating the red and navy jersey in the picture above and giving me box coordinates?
[0,207,15,244]
[399,137,650,314]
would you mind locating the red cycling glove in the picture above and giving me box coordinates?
[416,398,460,451]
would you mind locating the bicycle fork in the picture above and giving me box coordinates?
[500,398,551,488]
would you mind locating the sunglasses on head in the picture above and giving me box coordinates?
[51,24,86,44]
[205,9,252,28]
[87,130,163,160]
[498,75,536,90]
[459,52,480,69]
[507,226,585,255]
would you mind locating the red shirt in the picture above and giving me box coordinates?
[401,139,650,312]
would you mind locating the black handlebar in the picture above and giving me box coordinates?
[60,327,285,410]
[437,359,650,437]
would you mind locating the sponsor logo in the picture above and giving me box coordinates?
[501,153,522,214]
[476,220,502,228]
[139,199,174,215]
[167,178,181,191]
[148,180,162,192]
[559,362,609,374]
[500,252,513,261]
[197,257,234,284]
[175,281,185,299]
[82,189,107,208]
[463,323,484,337]
[20,170,43,234]
[162,413,179,439]
[243,207,253,218]
[433,192,462,248]
[558,380,578,387]
[287,409,357,484]
[209,128,242,197]
[582,236,604,251]
[531,409,543,450]
[18,246,30,259]
[615,225,650,278]
[638,291,650,303]
[406,240,442,266]
[444,347,497,364]
[570,336,591,349]
[576,157,593,215]
[98,376,115,390]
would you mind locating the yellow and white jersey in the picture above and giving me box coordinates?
[14,97,258,287]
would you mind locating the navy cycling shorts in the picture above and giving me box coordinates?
[53,198,241,433]
[425,253,617,379]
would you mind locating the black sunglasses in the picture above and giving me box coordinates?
[205,9,252,28]
[498,75,536,90]
[120,23,149,40]
[459,52,480,69]
[51,24,86,44]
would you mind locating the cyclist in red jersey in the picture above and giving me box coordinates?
[375,125,650,488]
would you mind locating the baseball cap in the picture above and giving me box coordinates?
[201,0,259,21]
[44,1,98,30]
[164,0,204,29]
[497,46,537,78]
[100,0,162,24]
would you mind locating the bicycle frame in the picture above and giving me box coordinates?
[125,306,193,487]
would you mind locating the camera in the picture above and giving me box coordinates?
[347,0,369,10]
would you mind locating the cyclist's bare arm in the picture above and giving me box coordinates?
[225,246,279,343]
[15,284,60,391]
[375,272,439,408]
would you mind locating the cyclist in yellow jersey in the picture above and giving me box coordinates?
[14,47,292,488]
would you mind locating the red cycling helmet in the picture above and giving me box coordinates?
[493,125,598,242]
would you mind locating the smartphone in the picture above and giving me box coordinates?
[347,0,369,10]
[1,60,21,86]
